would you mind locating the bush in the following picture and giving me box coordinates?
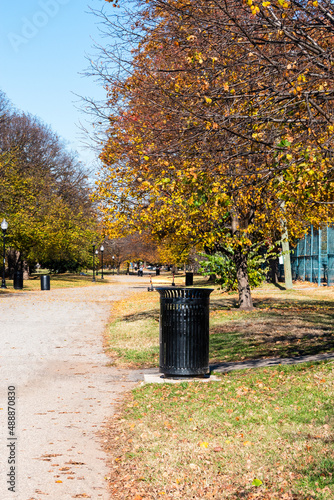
[198,250,268,291]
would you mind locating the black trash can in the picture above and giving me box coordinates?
[156,287,214,377]
[156,268,160,276]
[40,275,50,290]
[13,271,23,290]
[185,272,193,286]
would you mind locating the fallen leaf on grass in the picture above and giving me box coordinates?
[199,442,209,448]
[252,478,263,487]
[40,453,62,458]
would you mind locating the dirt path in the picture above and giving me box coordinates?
[0,275,148,500]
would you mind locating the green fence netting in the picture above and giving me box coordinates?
[291,226,334,286]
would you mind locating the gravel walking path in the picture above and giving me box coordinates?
[0,276,147,500]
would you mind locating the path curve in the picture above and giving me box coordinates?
[0,275,148,500]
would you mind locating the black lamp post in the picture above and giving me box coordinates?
[100,245,104,279]
[92,243,96,282]
[1,219,8,289]
[95,249,99,275]
[112,255,115,275]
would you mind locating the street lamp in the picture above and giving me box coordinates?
[95,249,99,275]
[112,255,115,275]
[100,245,104,279]
[1,219,8,289]
[92,243,96,282]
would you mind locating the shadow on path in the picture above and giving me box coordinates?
[211,351,334,373]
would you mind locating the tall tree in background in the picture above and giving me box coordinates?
[0,91,98,276]
[93,0,334,308]
[102,232,160,271]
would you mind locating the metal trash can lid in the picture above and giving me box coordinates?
[155,287,214,299]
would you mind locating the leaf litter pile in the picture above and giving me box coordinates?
[102,361,334,500]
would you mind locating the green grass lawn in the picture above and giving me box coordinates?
[103,278,334,499]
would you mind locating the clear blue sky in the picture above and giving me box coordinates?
[0,0,114,167]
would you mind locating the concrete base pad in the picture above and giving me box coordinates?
[143,370,221,384]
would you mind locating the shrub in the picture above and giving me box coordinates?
[198,249,269,291]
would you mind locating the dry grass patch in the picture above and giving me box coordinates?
[0,273,109,293]
[105,291,160,367]
[209,286,334,363]
[105,281,334,368]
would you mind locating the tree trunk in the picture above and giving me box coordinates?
[268,257,279,284]
[22,260,30,280]
[235,251,253,310]
[280,198,293,289]
[230,211,253,309]
[281,232,293,289]
[7,248,20,278]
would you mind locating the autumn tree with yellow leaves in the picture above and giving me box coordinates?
[93,0,334,308]
[0,91,98,276]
